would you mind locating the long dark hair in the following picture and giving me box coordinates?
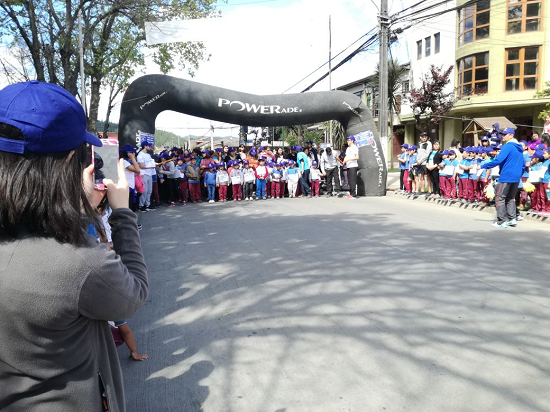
[0,125,98,245]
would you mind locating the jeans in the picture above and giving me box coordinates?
[299,169,311,195]
[207,184,216,201]
[256,179,267,198]
[347,167,358,196]
[139,174,153,207]
[495,182,519,223]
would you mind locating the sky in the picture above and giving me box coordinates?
[105,0,415,138]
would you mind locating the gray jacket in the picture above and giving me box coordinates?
[0,208,148,412]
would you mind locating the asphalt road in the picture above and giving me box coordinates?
[119,195,550,412]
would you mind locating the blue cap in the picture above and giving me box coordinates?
[268,161,275,166]
[290,146,296,151]
[483,147,493,154]
[140,140,151,148]
[531,151,544,159]
[203,149,210,154]
[259,146,265,150]
[481,135,489,141]
[207,163,215,168]
[400,143,409,148]
[442,150,450,155]
[295,145,302,151]
[306,140,313,144]
[227,160,233,167]
[498,127,515,136]
[215,148,222,152]
[250,148,257,155]
[347,136,356,142]
[218,162,225,168]
[228,146,235,151]
[311,161,317,165]
[409,145,417,150]
[448,150,456,156]
[243,160,249,165]
[0,81,102,154]
[536,144,546,151]
[120,144,136,153]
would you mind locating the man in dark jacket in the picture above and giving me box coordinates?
[481,127,524,227]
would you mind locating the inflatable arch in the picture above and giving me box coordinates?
[119,74,387,196]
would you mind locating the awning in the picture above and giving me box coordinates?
[462,116,516,134]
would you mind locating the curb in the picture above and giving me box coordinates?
[386,189,550,226]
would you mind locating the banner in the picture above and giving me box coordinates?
[138,131,155,148]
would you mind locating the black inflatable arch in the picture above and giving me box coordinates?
[119,74,387,196]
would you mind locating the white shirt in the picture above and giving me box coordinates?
[345,145,359,168]
[124,159,136,189]
[137,151,155,176]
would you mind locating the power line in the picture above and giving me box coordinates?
[281,27,377,94]
[300,32,379,93]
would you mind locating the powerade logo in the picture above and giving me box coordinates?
[354,130,384,187]
[218,98,303,114]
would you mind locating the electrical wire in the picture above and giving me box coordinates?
[281,27,378,94]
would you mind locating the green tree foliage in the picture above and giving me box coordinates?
[0,0,217,132]
[534,81,550,120]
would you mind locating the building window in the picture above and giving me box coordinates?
[457,52,489,97]
[402,80,410,94]
[425,37,431,57]
[434,33,440,54]
[417,40,422,59]
[458,0,490,46]
[505,46,540,91]
[507,0,543,34]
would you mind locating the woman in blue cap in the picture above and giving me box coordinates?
[0,81,147,411]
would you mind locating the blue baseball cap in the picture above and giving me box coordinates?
[483,147,493,154]
[498,127,515,136]
[0,81,102,154]
[442,150,450,155]
[531,151,544,159]
[295,145,302,151]
[120,144,136,153]
[290,146,296,151]
[243,160,249,165]
[481,135,490,141]
[140,140,151,148]
[409,145,417,150]
[400,143,409,148]
[347,136,356,142]
[215,148,222,152]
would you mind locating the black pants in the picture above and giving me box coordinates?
[165,178,177,203]
[495,182,519,223]
[399,170,405,190]
[428,168,440,195]
[348,167,358,196]
[244,182,254,198]
[325,167,341,194]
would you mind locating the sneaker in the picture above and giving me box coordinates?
[506,219,517,227]
[492,221,508,228]
[168,202,175,207]
[307,195,312,198]
[346,195,354,199]
[209,200,215,203]
[139,206,147,212]
[516,215,524,221]
[262,197,267,200]
[146,206,156,211]
[337,192,344,198]
[137,224,143,231]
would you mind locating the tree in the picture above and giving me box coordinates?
[534,81,550,121]
[407,64,455,139]
[372,59,408,165]
[0,0,217,133]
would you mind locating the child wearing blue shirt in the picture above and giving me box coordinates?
[204,164,217,203]
[457,148,472,201]
[468,148,480,202]
[398,144,409,192]
[408,145,418,194]
[479,148,493,204]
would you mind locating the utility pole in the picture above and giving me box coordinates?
[329,15,333,146]
[379,0,389,165]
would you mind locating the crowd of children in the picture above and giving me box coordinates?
[153,149,328,205]
[396,132,550,216]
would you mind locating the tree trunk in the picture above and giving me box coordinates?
[88,72,102,134]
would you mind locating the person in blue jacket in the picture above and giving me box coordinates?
[481,127,524,227]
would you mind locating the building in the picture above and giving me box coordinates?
[400,0,550,148]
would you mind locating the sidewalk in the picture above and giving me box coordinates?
[388,189,550,225]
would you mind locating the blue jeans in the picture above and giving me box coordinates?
[300,169,311,195]
[256,179,266,198]
[207,184,216,201]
